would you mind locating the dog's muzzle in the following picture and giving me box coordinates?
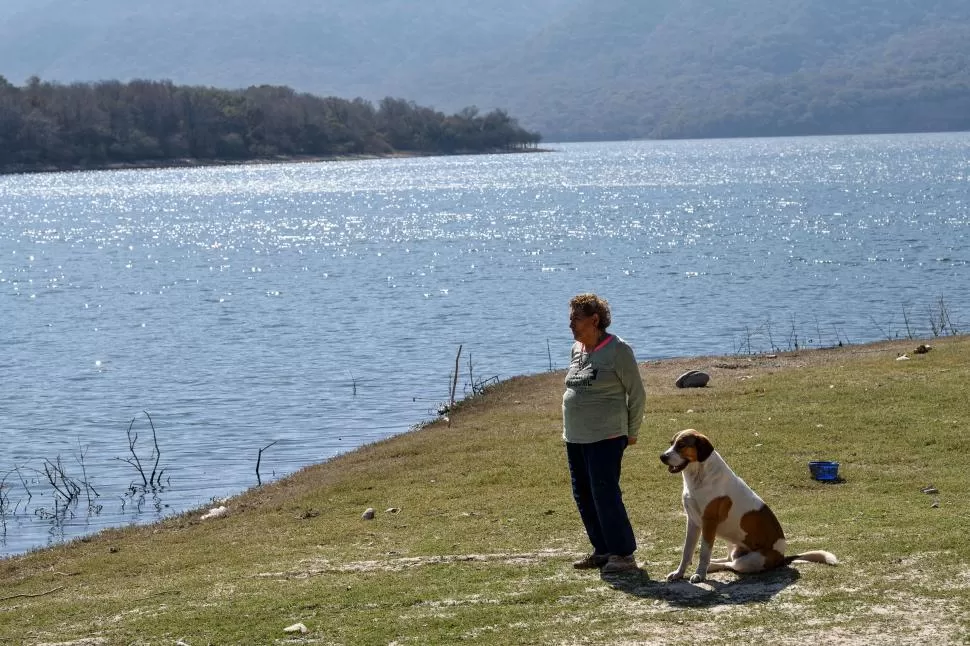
[660,450,688,474]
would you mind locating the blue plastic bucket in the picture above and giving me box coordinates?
[809,460,840,482]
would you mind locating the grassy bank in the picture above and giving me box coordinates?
[2,336,969,645]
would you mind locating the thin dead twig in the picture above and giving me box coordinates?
[0,586,65,602]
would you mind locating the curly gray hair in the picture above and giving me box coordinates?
[569,293,611,330]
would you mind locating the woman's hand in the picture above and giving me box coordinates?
[627,436,637,446]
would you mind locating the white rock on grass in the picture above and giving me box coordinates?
[284,622,308,634]
[361,507,376,520]
[200,505,228,520]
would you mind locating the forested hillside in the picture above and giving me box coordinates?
[493,0,970,139]
[0,79,541,173]
[3,0,969,140]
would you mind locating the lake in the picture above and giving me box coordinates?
[1,133,967,557]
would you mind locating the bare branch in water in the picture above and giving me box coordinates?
[119,416,148,487]
[256,441,279,486]
[144,411,163,488]
[74,438,100,509]
[117,411,165,490]
[450,344,462,411]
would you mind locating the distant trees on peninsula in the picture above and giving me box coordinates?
[0,76,542,173]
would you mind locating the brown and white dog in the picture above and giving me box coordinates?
[660,429,837,583]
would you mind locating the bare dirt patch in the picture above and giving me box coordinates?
[255,548,577,578]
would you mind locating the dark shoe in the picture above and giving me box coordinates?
[572,552,609,569]
[601,554,638,574]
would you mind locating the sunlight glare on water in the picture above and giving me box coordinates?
[1,133,968,556]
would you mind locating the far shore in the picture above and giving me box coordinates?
[0,147,554,177]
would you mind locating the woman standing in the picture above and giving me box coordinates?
[563,293,646,574]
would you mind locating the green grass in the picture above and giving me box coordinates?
[3,337,970,644]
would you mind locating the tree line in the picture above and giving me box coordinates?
[0,76,542,173]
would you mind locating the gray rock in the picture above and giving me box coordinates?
[361,507,376,520]
[675,370,710,388]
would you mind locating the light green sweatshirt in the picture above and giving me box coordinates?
[562,334,646,444]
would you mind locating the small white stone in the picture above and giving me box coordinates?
[362,507,376,520]
[283,622,308,634]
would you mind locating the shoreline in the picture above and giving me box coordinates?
[0,147,554,177]
[2,333,960,560]
[1,333,967,642]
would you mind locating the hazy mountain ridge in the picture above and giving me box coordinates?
[3,0,969,140]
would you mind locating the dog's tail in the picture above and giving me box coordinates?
[785,550,838,566]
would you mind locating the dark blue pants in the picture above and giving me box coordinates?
[566,436,636,557]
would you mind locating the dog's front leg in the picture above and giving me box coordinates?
[691,499,730,583]
[691,533,715,583]
[666,517,700,582]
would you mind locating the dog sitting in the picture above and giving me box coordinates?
[660,429,837,583]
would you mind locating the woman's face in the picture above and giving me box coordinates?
[569,308,599,342]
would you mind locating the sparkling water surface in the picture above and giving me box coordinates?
[1,134,968,556]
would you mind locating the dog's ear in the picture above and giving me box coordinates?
[694,433,714,462]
